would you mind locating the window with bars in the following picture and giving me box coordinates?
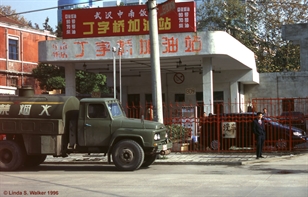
[9,38,19,60]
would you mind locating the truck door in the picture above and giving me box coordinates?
[83,103,111,146]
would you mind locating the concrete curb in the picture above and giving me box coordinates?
[241,154,300,165]
[43,161,243,166]
[153,161,243,165]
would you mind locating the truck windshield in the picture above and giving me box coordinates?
[108,102,123,117]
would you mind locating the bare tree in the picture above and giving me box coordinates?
[55,22,63,38]
[0,5,29,25]
[34,23,40,29]
[43,17,53,32]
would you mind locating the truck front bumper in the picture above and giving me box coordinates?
[159,149,171,155]
[156,140,172,155]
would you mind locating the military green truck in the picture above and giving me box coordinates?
[0,87,172,171]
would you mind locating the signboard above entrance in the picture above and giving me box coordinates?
[62,1,196,39]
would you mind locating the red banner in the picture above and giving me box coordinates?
[62,2,196,39]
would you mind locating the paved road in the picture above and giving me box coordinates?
[1,153,307,197]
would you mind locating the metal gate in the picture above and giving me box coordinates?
[125,98,308,152]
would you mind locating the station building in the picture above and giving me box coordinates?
[39,2,308,120]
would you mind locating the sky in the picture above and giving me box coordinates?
[0,0,58,29]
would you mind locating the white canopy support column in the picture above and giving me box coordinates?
[230,81,240,113]
[202,57,214,115]
[65,63,76,96]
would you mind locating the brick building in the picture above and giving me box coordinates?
[0,14,56,94]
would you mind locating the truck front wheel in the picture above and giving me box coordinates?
[141,154,156,168]
[0,140,25,171]
[112,140,144,171]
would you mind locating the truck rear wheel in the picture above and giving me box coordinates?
[112,140,144,171]
[24,155,47,167]
[141,154,156,168]
[0,140,25,171]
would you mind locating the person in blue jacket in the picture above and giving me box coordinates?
[252,112,266,159]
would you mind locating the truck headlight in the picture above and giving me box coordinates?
[154,133,160,141]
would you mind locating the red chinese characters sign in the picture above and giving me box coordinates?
[49,34,202,60]
[62,1,196,39]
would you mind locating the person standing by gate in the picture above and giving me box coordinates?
[262,108,268,116]
[252,112,266,159]
[147,105,153,120]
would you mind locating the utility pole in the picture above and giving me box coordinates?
[119,46,122,103]
[112,46,117,99]
[147,0,164,123]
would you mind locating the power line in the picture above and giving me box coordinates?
[1,0,104,17]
